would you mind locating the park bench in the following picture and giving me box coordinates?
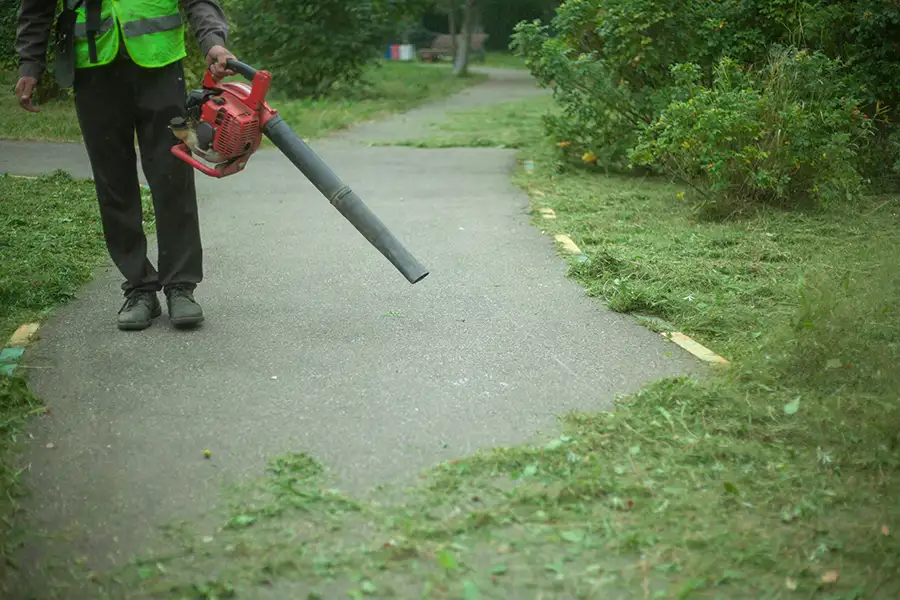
[418,33,489,64]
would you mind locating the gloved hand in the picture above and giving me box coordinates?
[206,45,236,81]
[15,76,40,113]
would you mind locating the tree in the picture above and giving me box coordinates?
[435,0,459,56]
[228,0,430,98]
[452,0,477,76]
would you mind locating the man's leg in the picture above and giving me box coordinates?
[133,59,205,328]
[73,60,162,330]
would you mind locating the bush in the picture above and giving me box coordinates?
[1,0,17,72]
[511,0,766,169]
[512,0,900,183]
[630,49,877,209]
[1,0,68,102]
[226,0,429,98]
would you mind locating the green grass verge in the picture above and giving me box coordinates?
[0,171,153,582]
[0,61,485,143]
[482,51,528,70]
[411,51,527,71]
[0,172,154,340]
[380,94,554,149]
[71,96,900,598]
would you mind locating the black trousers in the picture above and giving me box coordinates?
[73,54,202,297]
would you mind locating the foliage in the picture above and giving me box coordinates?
[0,0,17,71]
[512,0,900,198]
[631,49,877,209]
[226,0,431,98]
[0,0,67,102]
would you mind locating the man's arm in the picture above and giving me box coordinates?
[180,0,230,58]
[15,0,57,82]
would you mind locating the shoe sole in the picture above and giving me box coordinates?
[117,305,162,331]
[170,314,205,329]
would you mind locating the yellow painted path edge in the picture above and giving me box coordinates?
[9,323,40,347]
[1,323,41,376]
[660,331,729,365]
[553,233,582,255]
[541,208,730,366]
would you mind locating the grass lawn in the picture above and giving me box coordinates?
[380,94,555,150]
[0,61,485,143]
[482,51,528,70]
[411,51,527,71]
[81,99,900,598]
[0,171,154,580]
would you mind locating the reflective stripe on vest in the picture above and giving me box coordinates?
[72,0,186,69]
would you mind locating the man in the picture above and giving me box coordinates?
[14,0,234,331]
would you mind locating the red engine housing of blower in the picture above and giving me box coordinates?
[171,67,278,178]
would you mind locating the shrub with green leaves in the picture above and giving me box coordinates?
[630,49,876,209]
[512,0,900,178]
[226,0,429,98]
[511,0,763,169]
[1,0,18,72]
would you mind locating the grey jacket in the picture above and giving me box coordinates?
[15,0,230,81]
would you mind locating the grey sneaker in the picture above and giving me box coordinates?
[165,285,204,328]
[117,291,161,331]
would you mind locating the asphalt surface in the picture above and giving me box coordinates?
[1,67,700,597]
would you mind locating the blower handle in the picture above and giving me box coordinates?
[225,59,257,81]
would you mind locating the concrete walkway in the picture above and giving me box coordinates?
[1,67,700,597]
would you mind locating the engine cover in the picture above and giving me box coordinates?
[200,92,261,160]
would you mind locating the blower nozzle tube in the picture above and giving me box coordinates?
[263,115,429,285]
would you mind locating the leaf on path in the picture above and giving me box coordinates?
[545,435,571,451]
[462,580,480,600]
[785,577,798,591]
[360,580,377,595]
[781,507,802,523]
[784,396,801,415]
[45,442,55,449]
[438,549,458,570]
[228,514,256,528]
[560,530,585,543]
[821,570,839,584]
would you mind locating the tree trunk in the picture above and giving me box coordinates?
[448,2,457,57]
[453,0,476,76]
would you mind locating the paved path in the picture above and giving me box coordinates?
[1,68,700,597]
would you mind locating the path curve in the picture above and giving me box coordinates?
[1,67,700,598]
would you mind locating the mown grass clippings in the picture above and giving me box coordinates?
[0,171,153,340]
[11,84,900,600]
[0,170,153,588]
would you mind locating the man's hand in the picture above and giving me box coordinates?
[15,76,40,113]
[206,45,236,81]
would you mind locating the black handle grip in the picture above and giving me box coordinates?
[225,59,257,80]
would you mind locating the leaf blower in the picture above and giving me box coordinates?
[168,58,429,285]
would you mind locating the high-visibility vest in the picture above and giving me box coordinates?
[72,0,186,69]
